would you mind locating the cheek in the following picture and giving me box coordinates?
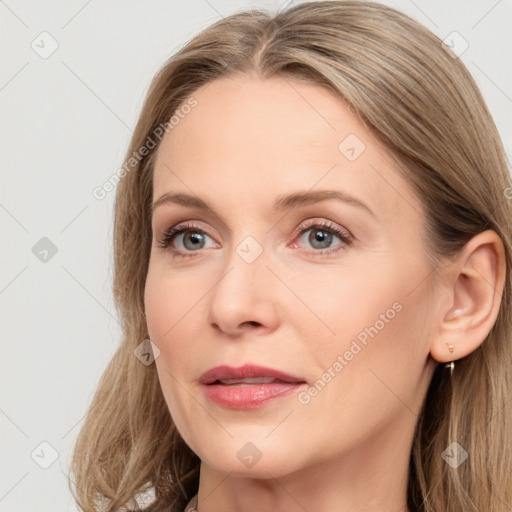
[288,261,400,346]
[144,262,214,415]
[144,273,169,344]
[292,276,429,447]
[144,263,207,345]
[292,258,429,382]
[144,269,201,445]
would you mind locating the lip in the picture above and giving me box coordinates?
[200,364,307,410]
[199,364,306,385]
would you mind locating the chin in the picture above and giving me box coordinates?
[194,437,304,478]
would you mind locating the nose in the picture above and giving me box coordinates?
[207,244,280,337]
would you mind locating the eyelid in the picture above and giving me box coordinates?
[155,220,219,250]
[291,218,352,240]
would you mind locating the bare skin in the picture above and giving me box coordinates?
[144,74,506,512]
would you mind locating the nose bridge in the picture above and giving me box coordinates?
[215,230,268,304]
[207,229,279,334]
[220,214,270,280]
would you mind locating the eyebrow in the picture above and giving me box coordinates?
[151,189,376,218]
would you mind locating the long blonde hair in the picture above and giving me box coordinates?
[69,1,512,510]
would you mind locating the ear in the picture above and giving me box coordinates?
[430,229,507,363]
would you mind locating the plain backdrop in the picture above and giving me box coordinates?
[1,0,511,510]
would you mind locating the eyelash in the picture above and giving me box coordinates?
[155,220,353,259]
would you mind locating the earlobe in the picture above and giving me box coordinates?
[429,229,506,364]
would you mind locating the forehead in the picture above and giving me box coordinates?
[152,75,423,224]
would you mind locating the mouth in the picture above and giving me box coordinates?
[212,377,298,385]
[200,365,307,409]
[199,364,306,385]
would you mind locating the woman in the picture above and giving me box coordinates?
[69,1,512,511]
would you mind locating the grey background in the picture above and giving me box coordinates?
[1,0,511,510]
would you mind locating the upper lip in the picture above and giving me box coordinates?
[199,364,306,385]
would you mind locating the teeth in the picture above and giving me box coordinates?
[218,377,277,385]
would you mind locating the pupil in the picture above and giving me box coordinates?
[310,229,331,249]
[184,231,204,250]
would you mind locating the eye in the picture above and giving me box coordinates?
[156,219,353,259]
[292,220,353,256]
[156,221,217,257]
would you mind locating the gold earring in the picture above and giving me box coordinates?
[445,345,455,375]
[444,361,454,374]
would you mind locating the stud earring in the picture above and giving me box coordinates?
[445,345,455,375]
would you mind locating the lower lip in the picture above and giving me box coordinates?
[203,381,308,409]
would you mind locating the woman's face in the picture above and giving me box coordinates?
[144,75,439,477]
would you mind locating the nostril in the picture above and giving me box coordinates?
[244,321,260,327]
